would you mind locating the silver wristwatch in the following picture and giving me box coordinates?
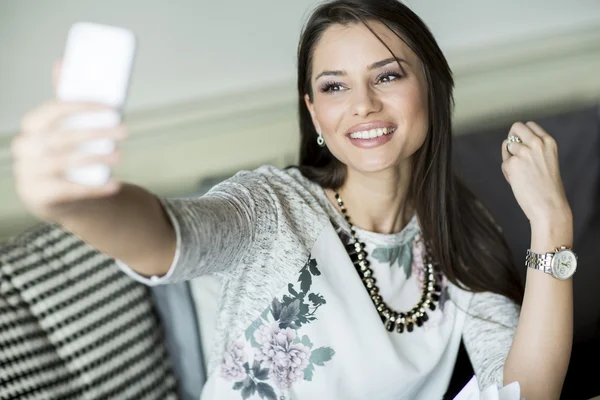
[525,246,577,280]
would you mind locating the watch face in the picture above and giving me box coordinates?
[551,250,577,280]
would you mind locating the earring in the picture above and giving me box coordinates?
[317,132,325,147]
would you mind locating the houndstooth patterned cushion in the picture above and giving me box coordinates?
[0,223,178,400]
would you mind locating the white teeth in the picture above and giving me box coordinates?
[349,127,395,139]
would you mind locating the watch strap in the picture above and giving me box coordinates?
[525,249,554,275]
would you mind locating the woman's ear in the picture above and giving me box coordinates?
[304,93,321,134]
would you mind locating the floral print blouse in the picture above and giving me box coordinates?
[119,166,520,400]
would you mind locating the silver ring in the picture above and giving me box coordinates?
[506,135,522,155]
[508,135,522,144]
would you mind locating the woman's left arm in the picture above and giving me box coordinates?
[501,121,574,400]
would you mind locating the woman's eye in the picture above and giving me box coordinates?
[320,82,346,93]
[376,72,402,84]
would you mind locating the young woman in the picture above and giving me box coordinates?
[11,0,574,398]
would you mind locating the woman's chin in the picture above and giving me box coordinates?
[346,157,400,175]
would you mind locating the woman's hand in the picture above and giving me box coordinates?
[501,121,572,228]
[11,101,128,221]
[11,62,128,221]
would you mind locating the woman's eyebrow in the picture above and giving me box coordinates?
[368,57,402,70]
[315,57,407,80]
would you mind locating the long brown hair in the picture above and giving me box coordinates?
[293,0,524,304]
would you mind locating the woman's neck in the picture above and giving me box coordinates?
[326,166,413,234]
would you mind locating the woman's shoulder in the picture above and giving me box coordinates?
[228,164,314,189]
[215,164,328,211]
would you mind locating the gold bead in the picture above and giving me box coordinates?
[363,278,375,288]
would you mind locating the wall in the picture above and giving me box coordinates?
[0,1,599,240]
[1,0,599,133]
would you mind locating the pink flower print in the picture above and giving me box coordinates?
[253,322,311,389]
[220,339,248,381]
[411,234,426,285]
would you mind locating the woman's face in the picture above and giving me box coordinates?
[305,21,429,175]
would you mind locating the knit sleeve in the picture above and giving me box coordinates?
[117,169,280,285]
[462,292,520,388]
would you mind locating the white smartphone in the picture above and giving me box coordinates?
[57,22,136,186]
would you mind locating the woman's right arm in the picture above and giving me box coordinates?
[11,99,177,277]
[56,183,178,278]
[12,99,272,281]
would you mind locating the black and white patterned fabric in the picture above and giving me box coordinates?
[0,223,178,400]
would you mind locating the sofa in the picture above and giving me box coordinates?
[0,225,179,399]
[1,102,598,400]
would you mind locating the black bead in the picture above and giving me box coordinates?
[430,293,440,302]
[421,312,429,322]
[380,314,388,324]
[428,303,436,311]
[396,322,405,333]
[345,244,358,255]
[407,322,414,332]
[433,284,442,292]
[386,320,395,332]
[415,316,423,327]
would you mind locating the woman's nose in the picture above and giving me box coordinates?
[351,86,382,117]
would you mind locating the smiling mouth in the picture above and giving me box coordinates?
[348,127,396,139]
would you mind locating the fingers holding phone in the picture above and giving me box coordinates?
[12,101,128,220]
[57,22,136,187]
